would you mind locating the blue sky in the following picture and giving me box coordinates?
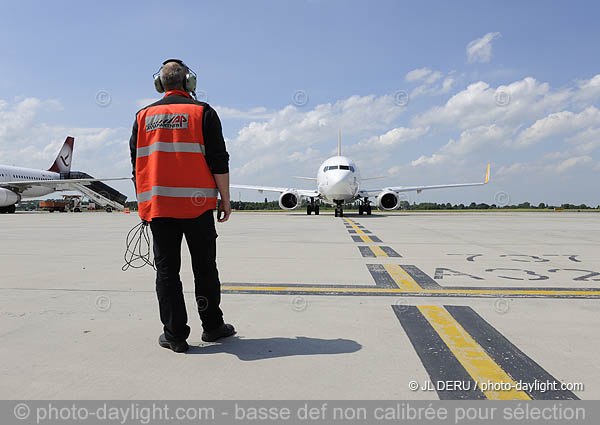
[1,0,599,205]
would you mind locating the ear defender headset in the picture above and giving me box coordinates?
[153,59,197,98]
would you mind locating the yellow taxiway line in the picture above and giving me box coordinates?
[369,246,388,257]
[418,306,530,400]
[221,285,600,297]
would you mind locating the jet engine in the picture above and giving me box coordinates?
[376,190,400,210]
[0,188,20,207]
[279,191,301,210]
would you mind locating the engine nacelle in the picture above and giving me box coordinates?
[0,188,20,207]
[279,191,301,210]
[376,190,400,210]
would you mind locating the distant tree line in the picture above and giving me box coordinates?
[15,199,599,212]
[395,201,598,210]
[229,200,599,211]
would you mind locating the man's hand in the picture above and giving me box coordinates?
[217,199,231,223]
[213,173,231,223]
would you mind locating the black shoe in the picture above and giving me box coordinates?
[158,333,189,353]
[201,323,236,342]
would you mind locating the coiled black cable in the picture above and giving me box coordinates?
[122,220,155,271]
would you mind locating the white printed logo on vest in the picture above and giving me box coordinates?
[145,113,189,131]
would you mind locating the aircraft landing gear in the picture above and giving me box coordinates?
[358,197,372,216]
[307,198,320,215]
[334,200,344,217]
[0,205,17,214]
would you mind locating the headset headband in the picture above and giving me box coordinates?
[163,58,185,67]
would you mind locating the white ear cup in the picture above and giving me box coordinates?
[185,72,197,94]
[153,74,165,93]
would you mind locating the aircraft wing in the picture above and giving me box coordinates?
[359,163,490,197]
[0,177,130,194]
[231,184,319,198]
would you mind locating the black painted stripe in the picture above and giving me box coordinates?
[223,282,375,288]
[222,289,395,296]
[222,281,600,292]
[445,306,580,400]
[442,286,600,292]
[219,288,600,299]
[366,264,400,288]
[358,246,376,258]
[348,229,371,234]
[392,305,486,400]
[351,236,363,242]
[380,246,402,257]
[402,265,442,289]
[370,236,382,242]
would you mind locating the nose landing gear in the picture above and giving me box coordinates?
[334,200,344,217]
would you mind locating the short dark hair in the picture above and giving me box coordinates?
[160,61,187,91]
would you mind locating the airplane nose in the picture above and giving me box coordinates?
[327,172,354,196]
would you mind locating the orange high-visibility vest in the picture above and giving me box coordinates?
[135,91,217,221]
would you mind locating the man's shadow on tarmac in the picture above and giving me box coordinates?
[185,336,361,361]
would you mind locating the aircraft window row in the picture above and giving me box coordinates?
[10,175,50,180]
[323,165,355,172]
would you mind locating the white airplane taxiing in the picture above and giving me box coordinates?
[0,137,128,214]
[232,132,490,217]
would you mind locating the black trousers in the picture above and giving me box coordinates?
[149,210,224,342]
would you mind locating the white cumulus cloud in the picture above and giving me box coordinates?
[405,67,432,82]
[411,124,511,166]
[516,106,600,147]
[556,155,593,173]
[345,126,429,155]
[410,74,600,168]
[466,32,501,63]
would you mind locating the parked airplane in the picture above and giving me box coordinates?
[0,137,128,213]
[232,132,490,217]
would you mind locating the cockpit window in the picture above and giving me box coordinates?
[324,165,355,172]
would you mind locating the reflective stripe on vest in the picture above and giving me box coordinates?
[137,186,219,203]
[137,141,206,159]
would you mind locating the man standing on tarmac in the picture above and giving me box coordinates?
[130,59,235,353]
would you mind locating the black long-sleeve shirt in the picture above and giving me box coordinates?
[129,94,229,188]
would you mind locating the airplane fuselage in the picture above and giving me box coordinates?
[316,156,361,205]
[0,165,59,198]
